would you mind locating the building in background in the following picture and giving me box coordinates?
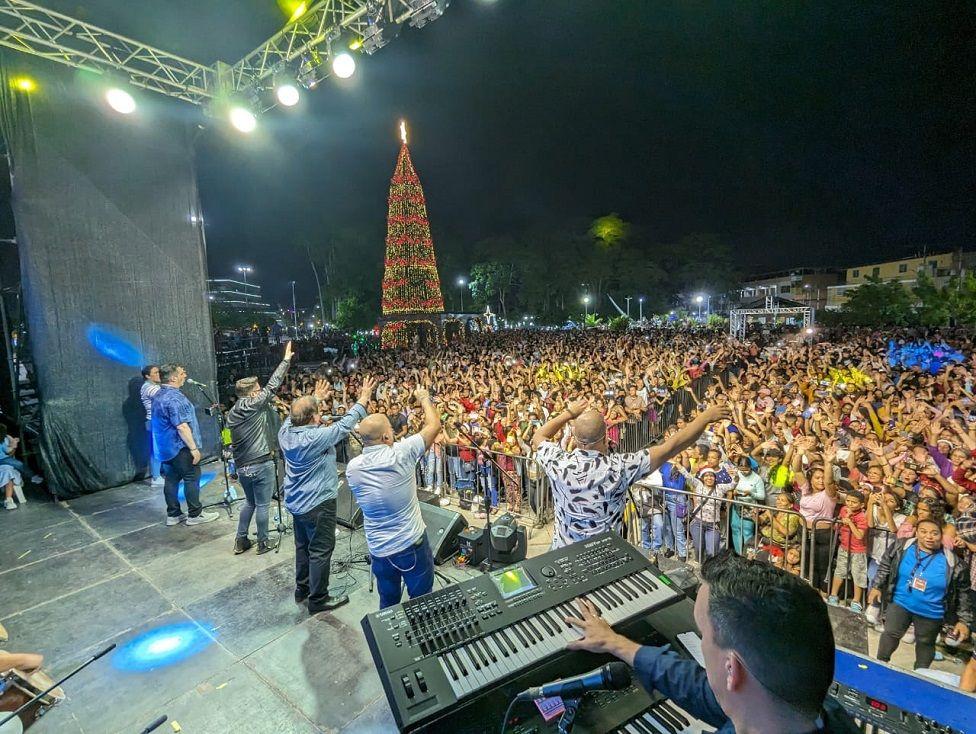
[737,268,842,311]
[207,278,275,315]
[826,251,976,310]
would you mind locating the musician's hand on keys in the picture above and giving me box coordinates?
[564,598,618,653]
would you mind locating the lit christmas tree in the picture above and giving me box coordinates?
[380,120,445,349]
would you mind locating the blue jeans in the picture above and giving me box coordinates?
[145,420,160,479]
[642,503,687,559]
[162,448,201,518]
[690,519,722,560]
[422,450,443,489]
[236,460,275,542]
[373,536,435,609]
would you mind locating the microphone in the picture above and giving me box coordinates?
[516,662,631,701]
[138,715,168,733]
[185,378,208,387]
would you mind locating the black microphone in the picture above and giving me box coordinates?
[516,662,631,701]
[138,715,168,733]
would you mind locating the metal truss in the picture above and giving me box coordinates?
[0,0,444,105]
[729,297,814,339]
[0,0,215,104]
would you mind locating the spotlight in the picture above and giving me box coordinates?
[229,106,257,133]
[105,87,136,114]
[332,53,356,79]
[275,83,300,107]
[11,76,36,93]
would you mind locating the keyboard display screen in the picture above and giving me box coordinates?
[490,565,537,599]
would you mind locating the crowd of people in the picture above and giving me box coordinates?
[232,326,976,689]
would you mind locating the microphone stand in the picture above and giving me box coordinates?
[0,644,116,729]
[454,423,521,573]
[189,381,237,519]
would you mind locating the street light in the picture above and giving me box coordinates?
[638,296,645,321]
[237,265,253,289]
[289,280,298,337]
[582,294,591,320]
[457,276,467,312]
[695,294,704,320]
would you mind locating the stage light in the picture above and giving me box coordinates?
[275,83,300,107]
[289,1,307,21]
[349,37,364,51]
[105,88,136,114]
[86,324,144,367]
[229,106,257,133]
[113,622,214,672]
[12,76,36,93]
[332,53,356,79]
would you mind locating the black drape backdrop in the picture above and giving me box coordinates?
[0,53,219,498]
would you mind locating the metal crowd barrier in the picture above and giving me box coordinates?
[628,482,811,582]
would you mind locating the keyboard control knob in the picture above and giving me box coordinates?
[540,565,557,578]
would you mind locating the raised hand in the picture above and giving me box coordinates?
[702,404,733,424]
[414,387,431,402]
[284,340,294,361]
[358,375,378,404]
[567,397,591,417]
[313,379,330,400]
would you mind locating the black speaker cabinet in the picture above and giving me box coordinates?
[419,503,468,565]
[335,472,364,530]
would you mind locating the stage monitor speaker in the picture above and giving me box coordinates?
[420,503,468,565]
[335,471,363,530]
[416,489,440,507]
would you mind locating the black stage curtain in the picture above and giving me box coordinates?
[0,53,219,497]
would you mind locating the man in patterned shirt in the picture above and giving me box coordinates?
[532,399,730,549]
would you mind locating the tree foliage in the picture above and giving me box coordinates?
[836,272,976,327]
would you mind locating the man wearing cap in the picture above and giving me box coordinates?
[226,341,293,555]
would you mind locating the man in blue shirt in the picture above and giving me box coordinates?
[278,375,376,614]
[151,363,218,526]
[564,551,858,733]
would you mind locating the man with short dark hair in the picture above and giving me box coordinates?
[279,375,376,614]
[140,364,163,487]
[565,551,858,733]
[151,363,218,526]
[226,341,293,555]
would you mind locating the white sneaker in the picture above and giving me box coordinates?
[904,624,916,644]
[4,498,17,511]
[186,511,219,526]
[439,497,452,507]
[12,484,26,504]
[151,476,165,487]
[165,514,187,526]
[30,475,43,485]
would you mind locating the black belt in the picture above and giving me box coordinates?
[237,454,273,469]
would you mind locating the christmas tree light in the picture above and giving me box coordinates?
[380,120,445,348]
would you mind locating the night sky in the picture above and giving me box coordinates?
[37,1,976,305]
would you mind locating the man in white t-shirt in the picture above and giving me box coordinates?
[346,386,442,609]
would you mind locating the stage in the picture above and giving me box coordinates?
[1,472,969,733]
[0,468,487,733]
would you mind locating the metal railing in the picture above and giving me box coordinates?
[628,482,811,582]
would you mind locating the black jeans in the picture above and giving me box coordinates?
[877,601,943,669]
[162,447,202,518]
[293,498,337,610]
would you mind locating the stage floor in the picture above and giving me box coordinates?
[1,469,968,733]
[0,467,488,733]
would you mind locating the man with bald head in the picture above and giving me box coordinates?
[278,375,376,614]
[532,398,730,548]
[346,387,442,609]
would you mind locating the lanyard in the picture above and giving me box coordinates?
[907,546,941,589]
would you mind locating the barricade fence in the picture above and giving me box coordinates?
[627,482,812,584]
